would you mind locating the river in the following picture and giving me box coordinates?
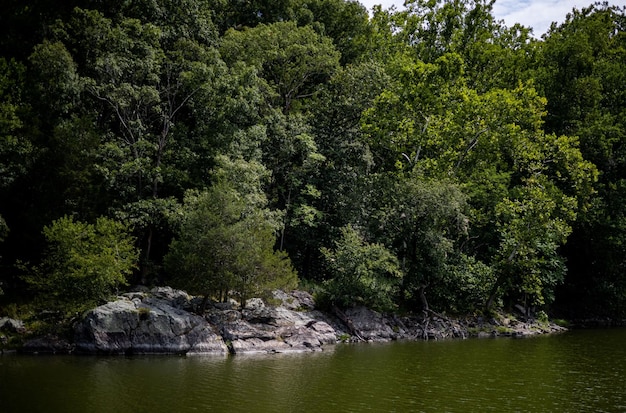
[1,328,625,412]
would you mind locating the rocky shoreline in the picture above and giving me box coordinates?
[3,287,567,355]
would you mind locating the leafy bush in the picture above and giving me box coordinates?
[321,225,402,311]
[25,215,138,314]
[166,157,298,308]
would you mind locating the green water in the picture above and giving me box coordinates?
[1,329,625,412]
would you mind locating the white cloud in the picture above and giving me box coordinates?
[357,0,617,37]
[492,0,584,36]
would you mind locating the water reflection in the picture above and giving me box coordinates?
[2,329,625,412]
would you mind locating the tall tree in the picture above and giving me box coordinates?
[37,5,237,280]
[372,174,477,313]
[538,2,626,316]
[220,21,340,114]
[363,50,596,310]
[166,157,297,309]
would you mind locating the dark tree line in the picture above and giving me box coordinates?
[0,0,625,319]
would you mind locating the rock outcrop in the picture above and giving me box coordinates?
[72,287,338,355]
[0,317,25,334]
[16,287,567,355]
[74,288,227,355]
[329,306,468,341]
[209,295,336,354]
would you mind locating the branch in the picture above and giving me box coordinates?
[92,93,137,146]
[455,128,489,170]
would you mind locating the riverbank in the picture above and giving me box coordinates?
[2,287,567,355]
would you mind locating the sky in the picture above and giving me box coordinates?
[357,0,613,37]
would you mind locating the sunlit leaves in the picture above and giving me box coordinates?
[26,216,138,313]
[220,21,340,113]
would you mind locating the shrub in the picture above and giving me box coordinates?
[25,216,138,315]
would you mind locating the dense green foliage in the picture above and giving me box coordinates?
[321,225,402,311]
[165,156,298,308]
[0,0,625,318]
[24,216,138,314]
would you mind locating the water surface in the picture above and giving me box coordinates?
[2,329,625,412]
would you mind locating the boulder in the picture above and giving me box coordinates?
[149,286,193,310]
[74,293,228,355]
[73,289,337,355]
[21,334,74,354]
[0,317,25,334]
[343,307,398,341]
[272,290,316,311]
[215,300,337,354]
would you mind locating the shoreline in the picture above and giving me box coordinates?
[2,287,569,355]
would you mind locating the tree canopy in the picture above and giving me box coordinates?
[1,0,625,319]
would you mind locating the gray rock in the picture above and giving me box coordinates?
[220,304,337,354]
[280,320,337,350]
[120,291,148,301]
[244,298,265,311]
[272,290,315,311]
[344,307,397,341]
[150,286,192,310]
[70,288,566,356]
[242,304,276,326]
[74,295,228,355]
[222,320,291,354]
[213,299,239,311]
[0,317,25,333]
[72,289,336,355]
[22,335,74,354]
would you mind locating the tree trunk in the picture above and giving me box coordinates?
[418,284,429,313]
[200,294,210,314]
[140,225,154,285]
[485,275,504,313]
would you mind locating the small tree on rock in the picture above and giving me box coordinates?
[165,157,298,309]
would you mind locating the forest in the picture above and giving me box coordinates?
[1,0,625,325]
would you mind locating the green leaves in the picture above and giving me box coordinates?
[221,21,340,113]
[536,3,626,316]
[27,216,138,313]
[0,58,31,189]
[493,181,572,306]
[1,0,624,319]
[321,225,402,311]
[28,41,81,116]
[166,157,297,307]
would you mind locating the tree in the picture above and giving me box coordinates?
[37,6,240,280]
[0,57,38,295]
[363,44,596,311]
[165,157,297,309]
[321,225,402,311]
[211,0,300,31]
[220,21,340,114]
[26,216,138,314]
[288,61,389,278]
[212,0,372,64]
[537,2,626,316]
[0,58,31,238]
[373,174,476,312]
[295,0,373,65]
